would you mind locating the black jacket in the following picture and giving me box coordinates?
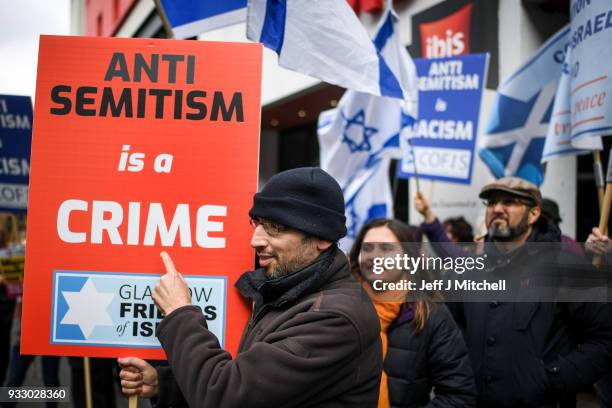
[154,246,382,408]
[449,221,612,407]
[385,303,476,408]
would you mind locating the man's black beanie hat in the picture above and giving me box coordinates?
[249,167,347,241]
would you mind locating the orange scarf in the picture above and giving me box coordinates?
[362,283,405,408]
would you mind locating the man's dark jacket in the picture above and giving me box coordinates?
[447,221,612,407]
[154,246,382,408]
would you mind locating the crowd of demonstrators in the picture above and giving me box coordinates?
[112,168,612,408]
[118,168,382,407]
[349,218,476,408]
[412,176,612,407]
[0,166,606,408]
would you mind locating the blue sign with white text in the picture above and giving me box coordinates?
[0,95,32,212]
[398,54,488,184]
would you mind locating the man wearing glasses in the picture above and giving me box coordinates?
[118,167,382,407]
[415,177,612,407]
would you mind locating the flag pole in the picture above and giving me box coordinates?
[153,0,174,39]
[598,148,612,236]
[593,151,605,213]
[407,138,421,193]
[83,357,93,408]
[593,148,611,268]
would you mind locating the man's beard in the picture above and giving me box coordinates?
[264,239,319,279]
[488,211,530,242]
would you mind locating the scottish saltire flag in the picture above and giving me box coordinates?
[159,0,247,39]
[247,0,417,101]
[318,6,416,251]
[479,26,569,186]
[542,46,602,163]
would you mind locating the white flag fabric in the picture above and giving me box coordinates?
[247,0,417,103]
[318,92,403,188]
[542,45,602,163]
[317,6,417,252]
[340,160,394,251]
[568,1,612,141]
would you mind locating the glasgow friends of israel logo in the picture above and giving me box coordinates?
[51,271,226,347]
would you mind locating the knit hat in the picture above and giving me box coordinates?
[249,167,347,241]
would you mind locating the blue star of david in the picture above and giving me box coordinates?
[341,109,377,153]
[346,203,360,239]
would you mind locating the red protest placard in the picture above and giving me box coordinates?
[22,35,261,359]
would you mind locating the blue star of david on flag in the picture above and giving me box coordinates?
[317,4,417,252]
[346,202,360,239]
[340,109,377,153]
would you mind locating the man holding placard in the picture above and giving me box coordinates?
[118,167,383,407]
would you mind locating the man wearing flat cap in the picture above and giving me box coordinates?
[415,177,612,407]
[118,167,382,408]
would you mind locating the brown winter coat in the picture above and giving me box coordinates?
[154,246,382,408]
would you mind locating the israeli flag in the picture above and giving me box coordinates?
[159,0,247,39]
[342,160,395,251]
[542,45,602,163]
[317,6,416,251]
[479,26,569,186]
[247,0,417,101]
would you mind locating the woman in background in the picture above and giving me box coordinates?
[350,218,476,408]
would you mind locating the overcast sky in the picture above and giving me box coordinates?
[0,0,71,100]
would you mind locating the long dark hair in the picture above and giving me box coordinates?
[349,218,436,333]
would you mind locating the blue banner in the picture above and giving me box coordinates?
[398,54,488,184]
[0,95,32,212]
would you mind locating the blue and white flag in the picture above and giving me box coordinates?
[159,0,247,39]
[542,45,602,163]
[317,6,416,251]
[479,26,570,186]
[568,1,612,141]
[342,160,394,251]
[247,0,417,102]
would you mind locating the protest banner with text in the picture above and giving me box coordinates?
[22,35,262,359]
[0,95,32,212]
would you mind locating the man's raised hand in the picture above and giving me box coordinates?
[153,251,192,317]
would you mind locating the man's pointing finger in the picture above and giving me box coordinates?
[160,251,178,275]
